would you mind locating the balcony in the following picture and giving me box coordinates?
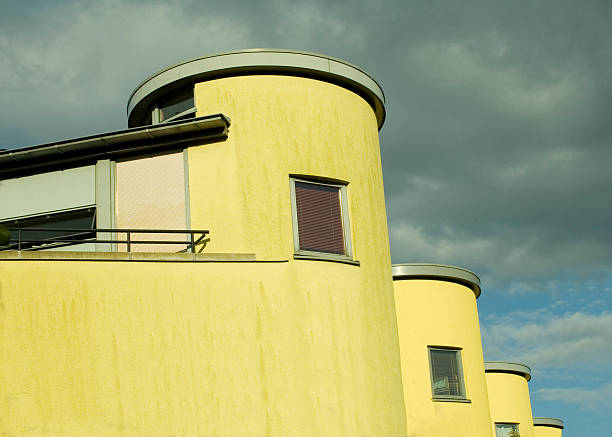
[0,226,257,263]
[1,228,209,253]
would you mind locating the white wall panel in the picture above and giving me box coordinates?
[0,166,95,221]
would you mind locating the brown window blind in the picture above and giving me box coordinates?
[430,349,464,397]
[295,182,345,255]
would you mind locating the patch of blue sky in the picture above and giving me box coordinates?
[478,274,612,437]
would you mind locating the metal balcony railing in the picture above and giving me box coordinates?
[0,228,209,253]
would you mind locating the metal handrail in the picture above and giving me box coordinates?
[1,228,209,253]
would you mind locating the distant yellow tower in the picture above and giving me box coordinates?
[392,264,493,437]
[485,361,535,437]
[533,417,564,437]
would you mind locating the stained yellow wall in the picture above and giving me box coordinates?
[486,372,535,437]
[393,279,493,437]
[0,75,407,436]
[191,75,388,265]
[534,426,562,437]
[0,260,405,436]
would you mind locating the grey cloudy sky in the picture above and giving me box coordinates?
[2,0,610,288]
[1,1,611,435]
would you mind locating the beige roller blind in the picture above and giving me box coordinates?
[115,152,187,252]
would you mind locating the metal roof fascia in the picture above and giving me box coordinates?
[0,114,230,180]
[533,417,564,429]
[484,361,532,381]
[391,263,482,298]
[126,49,385,129]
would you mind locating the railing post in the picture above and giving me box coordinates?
[126,231,131,252]
[190,232,195,254]
[18,229,22,251]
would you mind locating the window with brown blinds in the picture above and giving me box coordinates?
[290,178,352,259]
[294,181,345,254]
[429,347,466,399]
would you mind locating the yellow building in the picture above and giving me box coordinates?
[485,361,537,437]
[0,49,563,437]
[392,264,494,437]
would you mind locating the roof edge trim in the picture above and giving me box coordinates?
[484,361,532,381]
[127,49,385,129]
[391,263,481,298]
[533,417,564,429]
[0,114,230,180]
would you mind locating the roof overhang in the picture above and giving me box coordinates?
[392,263,482,298]
[127,49,386,129]
[0,114,230,180]
[484,361,532,381]
[533,417,564,429]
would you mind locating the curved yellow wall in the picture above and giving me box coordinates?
[486,372,534,437]
[0,260,405,436]
[191,75,387,264]
[393,279,493,437]
[534,426,562,437]
[1,75,407,436]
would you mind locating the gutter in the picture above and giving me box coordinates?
[0,114,230,180]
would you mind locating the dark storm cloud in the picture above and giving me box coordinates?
[1,0,611,289]
[380,3,612,287]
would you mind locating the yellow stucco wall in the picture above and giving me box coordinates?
[190,75,388,266]
[1,260,405,436]
[486,372,535,437]
[0,75,407,436]
[534,426,562,437]
[393,279,493,437]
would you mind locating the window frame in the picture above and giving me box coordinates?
[428,346,468,402]
[289,177,353,261]
[150,87,196,125]
[495,422,520,437]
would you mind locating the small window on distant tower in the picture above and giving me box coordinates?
[290,178,352,258]
[495,423,520,437]
[428,347,466,400]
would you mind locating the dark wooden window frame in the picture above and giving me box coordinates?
[289,177,353,260]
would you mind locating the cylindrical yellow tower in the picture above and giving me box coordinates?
[533,417,564,437]
[392,264,493,437]
[0,50,407,436]
[485,361,535,437]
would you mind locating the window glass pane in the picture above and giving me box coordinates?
[430,349,464,397]
[1,208,96,249]
[295,182,345,254]
[496,423,519,437]
[159,91,194,121]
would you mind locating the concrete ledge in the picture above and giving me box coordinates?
[391,263,481,298]
[0,251,257,262]
[484,361,532,381]
[432,397,472,403]
[127,49,386,129]
[533,418,564,429]
[294,253,360,266]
